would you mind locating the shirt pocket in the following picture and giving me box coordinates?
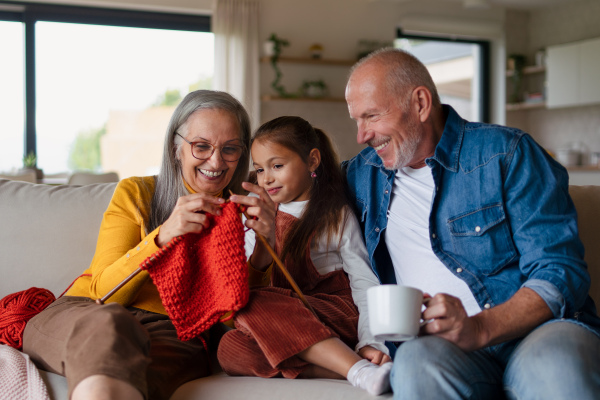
[447,204,517,275]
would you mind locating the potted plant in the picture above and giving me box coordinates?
[309,43,324,59]
[507,54,526,103]
[301,79,328,98]
[266,33,295,98]
[21,151,44,181]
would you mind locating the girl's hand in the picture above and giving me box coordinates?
[230,181,277,247]
[358,345,392,365]
[230,182,277,270]
[157,193,225,247]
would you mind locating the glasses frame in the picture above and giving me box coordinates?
[177,133,244,162]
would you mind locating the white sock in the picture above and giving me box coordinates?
[347,359,393,395]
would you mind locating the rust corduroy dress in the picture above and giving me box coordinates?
[217,211,359,378]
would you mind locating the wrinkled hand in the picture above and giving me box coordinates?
[358,345,392,365]
[229,181,277,248]
[420,293,485,352]
[157,193,225,247]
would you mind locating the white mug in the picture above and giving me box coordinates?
[367,284,424,342]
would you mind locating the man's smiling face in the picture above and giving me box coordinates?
[346,63,424,170]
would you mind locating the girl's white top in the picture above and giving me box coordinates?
[244,200,388,355]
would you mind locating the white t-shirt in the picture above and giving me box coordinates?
[244,201,388,354]
[385,166,481,317]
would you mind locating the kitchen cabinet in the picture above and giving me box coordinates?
[579,39,600,105]
[547,37,600,108]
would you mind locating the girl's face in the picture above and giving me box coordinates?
[178,109,242,196]
[251,139,319,204]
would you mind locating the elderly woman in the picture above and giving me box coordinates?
[22,90,273,400]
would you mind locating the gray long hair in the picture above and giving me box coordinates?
[350,47,441,110]
[147,90,251,233]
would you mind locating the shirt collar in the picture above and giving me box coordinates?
[428,104,465,173]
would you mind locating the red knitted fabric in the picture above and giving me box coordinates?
[0,287,56,349]
[140,201,249,341]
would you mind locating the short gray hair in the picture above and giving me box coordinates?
[350,47,441,109]
[147,90,251,233]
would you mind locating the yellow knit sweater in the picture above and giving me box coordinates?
[66,176,269,316]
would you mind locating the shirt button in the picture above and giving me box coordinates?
[144,241,148,245]
[475,226,481,232]
[136,246,140,251]
[456,268,463,273]
[375,227,380,232]
[432,233,436,239]
[126,254,130,258]
[384,190,389,194]
[484,303,491,309]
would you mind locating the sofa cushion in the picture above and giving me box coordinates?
[569,185,600,307]
[0,180,116,299]
[37,370,392,400]
[171,373,393,399]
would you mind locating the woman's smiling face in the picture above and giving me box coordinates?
[177,108,242,196]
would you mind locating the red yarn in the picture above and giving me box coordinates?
[0,287,56,350]
[140,201,249,341]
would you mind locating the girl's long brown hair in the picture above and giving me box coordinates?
[252,116,351,265]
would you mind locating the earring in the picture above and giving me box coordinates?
[311,172,317,178]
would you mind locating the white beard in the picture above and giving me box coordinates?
[384,114,422,170]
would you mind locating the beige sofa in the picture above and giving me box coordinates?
[1,179,599,399]
[0,179,392,400]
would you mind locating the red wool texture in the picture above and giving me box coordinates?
[0,288,56,349]
[140,201,249,341]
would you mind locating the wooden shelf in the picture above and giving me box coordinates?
[506,65,546,77]
[260,56,355,67]
[506,101,546,111]
[261,94,346,103]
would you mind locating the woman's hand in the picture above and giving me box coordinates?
[230,181,276,270]
[358,345,392,365]
[157,193,225,247]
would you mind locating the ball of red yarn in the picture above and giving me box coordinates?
[0,287,56,350]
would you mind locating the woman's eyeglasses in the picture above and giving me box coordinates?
[177,133,244,162]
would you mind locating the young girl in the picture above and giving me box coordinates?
[219,116,392,395]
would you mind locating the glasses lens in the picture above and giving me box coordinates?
[192,143,214,160]
[221,145,243,161]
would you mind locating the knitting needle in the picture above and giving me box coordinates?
[230,191,318,318]
[96,268,142,305]
[95,234,182,304]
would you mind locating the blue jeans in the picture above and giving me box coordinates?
[390,321,600,399]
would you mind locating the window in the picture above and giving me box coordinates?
[0,19,24,172]
[0,2,212,178]
[395,31,490,122]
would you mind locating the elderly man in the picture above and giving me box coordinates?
[343,47,600,399]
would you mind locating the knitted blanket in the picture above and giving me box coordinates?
[0,345,50,400]
[140,201,249,341]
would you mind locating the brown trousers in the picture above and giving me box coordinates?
[23,296,215,400]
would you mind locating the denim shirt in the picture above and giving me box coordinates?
[343,105,600,337]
